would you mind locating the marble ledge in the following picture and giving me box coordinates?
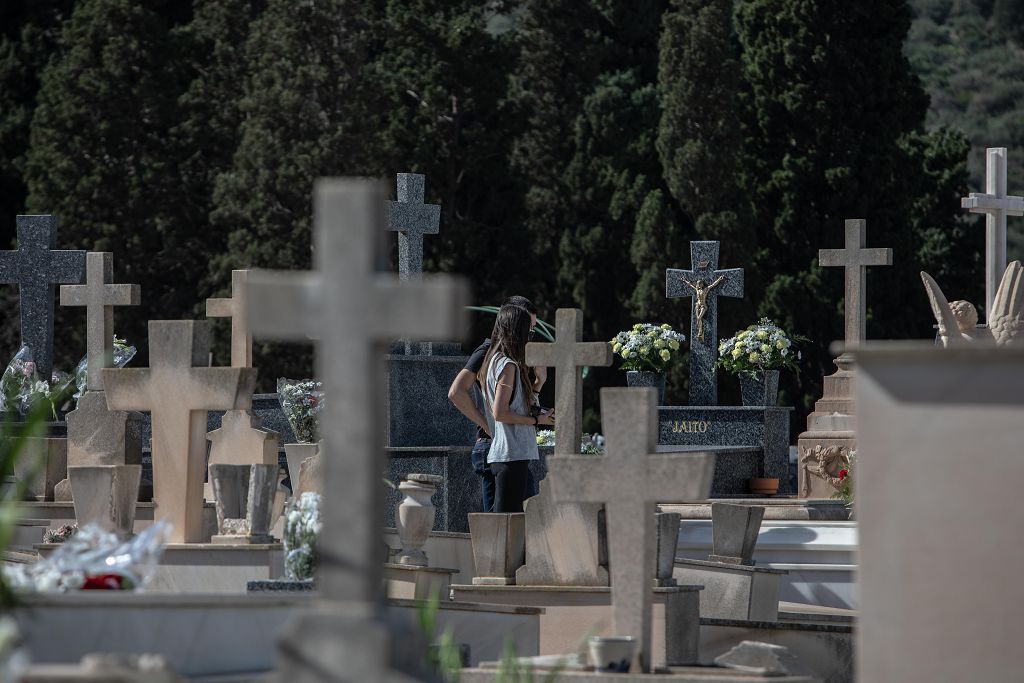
[675,558,788,575]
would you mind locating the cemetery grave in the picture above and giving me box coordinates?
[0,140,1020,682]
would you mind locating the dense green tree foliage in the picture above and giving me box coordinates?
[0,0,996,427]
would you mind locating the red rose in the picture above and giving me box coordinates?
[81,573,126,590]
[839,468,849,481]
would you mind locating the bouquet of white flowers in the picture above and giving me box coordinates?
[611,323,686,373]
[278,378,324,443]
[284,492,321,581]
[716,318,805,376]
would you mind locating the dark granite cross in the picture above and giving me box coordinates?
[819,219,892,347]
[385,173,440,282]
[0,216,86,380]
[547,387,714,672]
[666,241,744,406]
[525,308,612,456]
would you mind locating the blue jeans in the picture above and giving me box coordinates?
[471,437,537,513]
[471,438,496,513]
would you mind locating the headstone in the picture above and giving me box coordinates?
[516,308,613,586]
[68,464,141,535]
[204,269,279,502]
[385,173,440,282]
[206,269,253,368]
[386,172,442,356]
[797,219,891,499]
[296,451,322,497]
[855,344,1024,681]
[101,321,257,543]
[209,463,277,544]
[245,178,467,680]
[817,218,893,348]
[0,215,86,379]
[655,511,681,586]
[13,437,66,501]
[469,513,526,585]
[709,502,764,565]
[546,387,715,673]
[666,241,744,405]
[205,410,279,501]
[59,252,143,501]
[961,147,1024,317]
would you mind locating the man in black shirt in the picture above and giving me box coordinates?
[448,296,546,512]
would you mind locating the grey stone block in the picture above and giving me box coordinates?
[384,353,476,448]
[68,464,141,534]
[656,512,681,585]
[714,640,804,676]
[469,513,525,584]
[674,558,786,622]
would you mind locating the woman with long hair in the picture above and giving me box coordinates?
[480,303,555,512]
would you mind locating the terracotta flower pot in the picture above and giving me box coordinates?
[748,477,780,496]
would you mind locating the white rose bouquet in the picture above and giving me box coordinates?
[716,318,806,376]
[611,323,686,373]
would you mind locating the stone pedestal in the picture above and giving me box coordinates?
[68,464,141,534]
[205,409,278,502]
[658,406,792,495]
[796,354,855,499]
[469,512,526,585]
[209,464,277,544]
[57,391,144,502]
[13,437,67,501]
[673,558,786,622]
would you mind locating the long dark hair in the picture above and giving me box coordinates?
[481,303,534,408]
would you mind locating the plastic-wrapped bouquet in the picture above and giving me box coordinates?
[4,521,170,592]
[284,492,321,580]
[0,345,73,419]
[716,318,805,376]
[278,378,324,444]
[611,324,686,373]
[72,337,137,402]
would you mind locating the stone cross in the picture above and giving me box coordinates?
[546,387,714,672]
[59,252,140,391]
[525,308,611,456]
[961,147,1024,317]
[101,321,257,543]
[206,269,252,368]
[818,219,893,346]
[666,241,743,405]
[385,173,440,282]
[0,215,86,380]
[246,178,466,611]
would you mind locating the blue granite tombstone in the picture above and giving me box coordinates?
[0,216,86,380]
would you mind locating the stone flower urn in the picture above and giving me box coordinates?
[626,370,665,405]
[395,473,442,566]
[284,442,320,493]
[739,370,780,407]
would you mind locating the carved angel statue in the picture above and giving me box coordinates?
[920,260,1024,346]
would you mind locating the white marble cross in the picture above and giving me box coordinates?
[962,147,1024,317]
[385,173,440,281]
[525,308,611,456]
[819,219,893,346]
[546,387,714,672]
[102,321,256,543]
[59,252,140,391]
[246,178,467,606]
[206,269,252,368]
